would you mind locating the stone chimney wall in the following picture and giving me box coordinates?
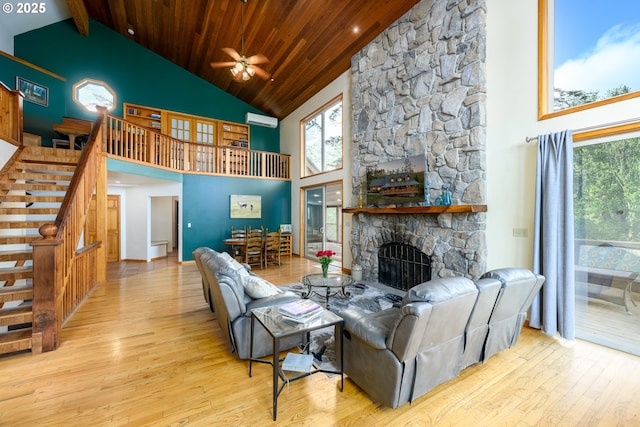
[349,0,488,280]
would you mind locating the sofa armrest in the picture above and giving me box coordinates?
[341,308,393,350]
[244,291,301,313]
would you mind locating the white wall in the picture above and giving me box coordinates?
[280,72,353,264]
[150,196,174,251]
[114,182,181,262]
[485,0,640,270]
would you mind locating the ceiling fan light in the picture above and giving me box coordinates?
[246,66,255,77]
[242,71,250,81]
[235,61,244,71]
[230,68,239,77]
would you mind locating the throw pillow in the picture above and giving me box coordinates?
[243,275,282,299]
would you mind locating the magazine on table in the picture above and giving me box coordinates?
[279,308,323,324]
[278,299,322,319]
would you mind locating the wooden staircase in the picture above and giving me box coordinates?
[0,146,81,354]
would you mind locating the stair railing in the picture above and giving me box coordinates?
[30,108,107,352]
[105,114,290,179]
[0,81,23,145]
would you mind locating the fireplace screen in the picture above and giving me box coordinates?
[378,243,431,291]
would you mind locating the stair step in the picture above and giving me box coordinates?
[0,328,32,354]
[0,266,33,281]
[0,221,51,229]
[1,195,65,203]
[8,172,73,182]
[0,235,41,245]
[0,207,59,215]
[21,147,82,164]
[0,250,32,261]
[15,162,77,172]
[0,183,70,191]
[0,286,33,303]
[0,304,33,326]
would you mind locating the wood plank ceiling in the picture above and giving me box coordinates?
[78,0,420,120]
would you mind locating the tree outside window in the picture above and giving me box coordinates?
[540,0,640,117]
[302,98,343,176]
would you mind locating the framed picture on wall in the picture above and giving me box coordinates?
[230,194,261,219]
[16,76,48,107]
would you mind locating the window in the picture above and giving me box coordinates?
[302,96,343,177]
[72,78,116,113]
[539,0,640,119]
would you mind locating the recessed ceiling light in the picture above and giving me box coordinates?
[353,26,359,34]
[127,28,135,36]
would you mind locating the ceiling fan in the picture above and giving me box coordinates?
[210,0,270,81]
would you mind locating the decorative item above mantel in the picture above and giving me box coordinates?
[342,205,487,214]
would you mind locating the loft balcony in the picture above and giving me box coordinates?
[103,114,290,180]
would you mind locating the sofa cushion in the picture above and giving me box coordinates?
[219,252,251,278]
[243,275,282,299]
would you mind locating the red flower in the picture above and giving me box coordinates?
[315,250,336,258]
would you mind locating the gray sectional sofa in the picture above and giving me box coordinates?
[340,268,544,408]
[193,248,544,408]
[193,247,303,359]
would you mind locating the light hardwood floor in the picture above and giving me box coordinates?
[1,256,639,426]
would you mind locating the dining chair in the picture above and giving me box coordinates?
[245,226,264,268]
[230,226,246,261]
[264,229,281,268]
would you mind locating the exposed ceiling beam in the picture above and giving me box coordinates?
[66,0,89,36]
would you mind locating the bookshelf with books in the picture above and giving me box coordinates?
[220,122,250,149]
[123,102,164,130]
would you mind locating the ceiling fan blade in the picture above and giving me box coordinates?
[221,47,242,61]
[210,61,237,68]
[252,66,271,80]
[246,54,269,65]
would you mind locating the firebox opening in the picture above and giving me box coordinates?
[378,242,431,291]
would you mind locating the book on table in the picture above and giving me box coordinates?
[279,308,323,324]
[278,299,322,319]
[282,352,314,372]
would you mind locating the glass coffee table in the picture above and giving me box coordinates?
[301,273,353,311]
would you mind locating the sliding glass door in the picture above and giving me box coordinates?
[574,135,640,356]
[304,182,342,266]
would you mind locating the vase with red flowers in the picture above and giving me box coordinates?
[316,249,336,278]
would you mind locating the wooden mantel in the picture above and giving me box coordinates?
[342,205,487,214]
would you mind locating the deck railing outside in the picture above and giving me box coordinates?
[105,114,290,180]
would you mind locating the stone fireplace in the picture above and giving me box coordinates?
[378,242,431,291]
[349,0,487,281]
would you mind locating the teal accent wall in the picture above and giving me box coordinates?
[182,175,291,260]
[14,18,279,152]
[12,18,290,262]
[0,54,65,145]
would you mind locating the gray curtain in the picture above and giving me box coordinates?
[530,130,575,339]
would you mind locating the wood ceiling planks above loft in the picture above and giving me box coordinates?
[74,0,420,119]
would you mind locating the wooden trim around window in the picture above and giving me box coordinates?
[537,0,640,121]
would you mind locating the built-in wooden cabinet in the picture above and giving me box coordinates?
[124,103,163,130]
[221,122,249,148]
[122,102,249,148]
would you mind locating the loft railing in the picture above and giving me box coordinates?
[104,114,290,180]
[0,81,23,145]
[31,111,107,352]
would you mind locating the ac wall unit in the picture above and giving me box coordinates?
[245,112,278,128]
